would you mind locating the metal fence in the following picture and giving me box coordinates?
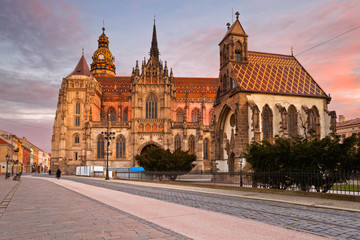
[114,171,360,195]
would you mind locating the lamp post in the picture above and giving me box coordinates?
[102,113,115,180]
[5,154,10,179]
[239,154,243,187]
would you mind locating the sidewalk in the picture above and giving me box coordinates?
[28,176,329,240]
[0,177,187,240]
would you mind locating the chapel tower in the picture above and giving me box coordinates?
[218,12,248,96]
[90,27,116,76]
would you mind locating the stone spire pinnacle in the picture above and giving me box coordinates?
[150,18,159,59]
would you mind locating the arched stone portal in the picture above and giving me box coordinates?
[137,141,162,156]
[140,144,159,155]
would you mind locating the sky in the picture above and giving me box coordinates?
[0,0,359,152]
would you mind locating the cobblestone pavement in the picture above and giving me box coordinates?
[0,177,189,240]
[60,176,360,240]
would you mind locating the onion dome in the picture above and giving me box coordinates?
[90,27,116,76]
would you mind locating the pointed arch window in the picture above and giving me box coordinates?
[191,108,200,122]
[146,93,157,119]
[74,134,80,144]
[222,74,227,93]
[123,107,128,121]
[76,102,80,114]
[97,135,105,159]
[107,107,116,122]
[188,135,195,155]
[288,105,298,137]
[262,105,273,142]
[235,42,242,61]
[174,134,181,150]
[176,108,184,122]
[116,135,126,159]
[308,106,320,138]
[203,138,209,160]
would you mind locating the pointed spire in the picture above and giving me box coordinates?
[150,17,159,59]
[69,54,91,77]
[135,60,140,76]
[164,61,168,76]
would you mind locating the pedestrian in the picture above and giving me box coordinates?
[56,169,61,179]
[48,169,51,175]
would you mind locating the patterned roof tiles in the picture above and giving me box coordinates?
[174,77,217,98]
[337,118,360,128]
[233,51,328,98]
[94,76,218,100]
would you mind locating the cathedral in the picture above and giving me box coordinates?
[51,13,336,174]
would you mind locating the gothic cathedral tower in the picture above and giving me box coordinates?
[130,20,175,157]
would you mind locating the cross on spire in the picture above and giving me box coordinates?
[235,11,239,20]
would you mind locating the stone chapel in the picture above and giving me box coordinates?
[51,13,336,174]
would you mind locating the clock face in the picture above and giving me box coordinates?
[98,54,104,60]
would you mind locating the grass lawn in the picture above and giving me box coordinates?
[331,185,360,192]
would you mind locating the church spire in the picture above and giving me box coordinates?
[150,17,159,59]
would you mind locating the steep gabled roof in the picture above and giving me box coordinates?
[68,54,91,77]
[337,118,360,128]
[232,51,328,98]
[220,15,248,45]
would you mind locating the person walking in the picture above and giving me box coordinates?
[56,169,61,179]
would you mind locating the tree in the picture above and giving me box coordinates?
[245,134,360,192]
[135,146,196,180]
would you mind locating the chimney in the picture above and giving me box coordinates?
[338,115,345,123]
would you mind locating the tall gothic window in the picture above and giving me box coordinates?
[146,93,157,119]
[97,135,104,159]
[209,108,214,125]
[74,134,80,144]
[188,135,195,155]
[235,42,242,61]
[123,107,128,121]
[191,108,200,122]
[174,134,181,150]
[107,107,116,121]
[222,74,227,93]
[203,138,209,160]
[262,105,273,142]
[176,108,184,122]
[288,105,298,137]
[116,135,126,158]
[75,116,80,127]
[308,106,320,138]
[76,102,80,114]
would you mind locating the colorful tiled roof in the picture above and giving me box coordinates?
[337,118,360,128]
[94,76,218,100]
[174,77,217,99]
[233,51,328,98]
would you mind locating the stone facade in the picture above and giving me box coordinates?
[51,14,336,175]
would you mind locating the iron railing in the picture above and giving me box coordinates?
[114,171,360,195]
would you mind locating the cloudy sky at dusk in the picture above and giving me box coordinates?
[0,0,359,152]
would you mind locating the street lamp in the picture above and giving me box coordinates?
[102,113,115,180]
[239,154,243,187]
[5,154,10,179]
